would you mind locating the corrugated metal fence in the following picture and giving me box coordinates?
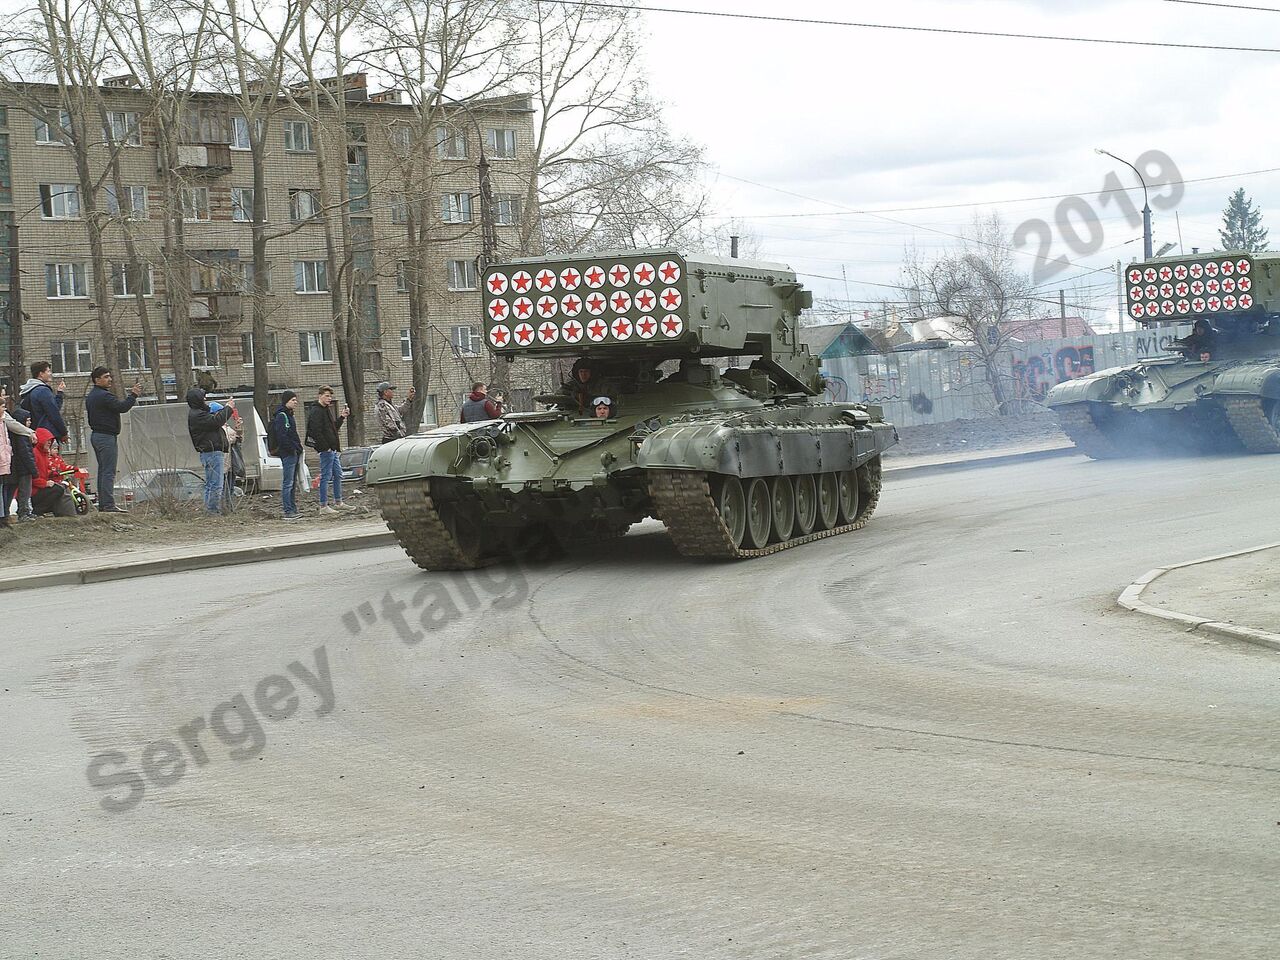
[819,326,1191,427]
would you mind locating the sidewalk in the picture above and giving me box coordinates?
[0,520,394,593]
[884,438,1075,475]
[1119,543,1280,651]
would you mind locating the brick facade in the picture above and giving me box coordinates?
[0,83,553,442]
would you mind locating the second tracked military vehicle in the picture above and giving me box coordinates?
[365,251,897,569]
[1047,251,1280,457]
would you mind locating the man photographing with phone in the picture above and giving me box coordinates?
[460,382,505,423]
[85,366,143,513]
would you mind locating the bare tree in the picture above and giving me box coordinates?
[509,1,707,256]
[903,214,1038,415]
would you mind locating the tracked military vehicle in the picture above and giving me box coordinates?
[1046,251,1280,458]
[365,251,897,568]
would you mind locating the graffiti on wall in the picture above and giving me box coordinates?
[1135,332,1184,358]
[1012,344,1096,401]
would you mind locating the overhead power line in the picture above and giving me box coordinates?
[536,0,1280,53]
[1162,0,1280,12]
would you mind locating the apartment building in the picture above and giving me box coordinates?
[0,76,550,442]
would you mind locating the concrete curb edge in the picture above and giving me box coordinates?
[1117,541,1280,652]
[0,530,397,594]
[885,445,1077,478]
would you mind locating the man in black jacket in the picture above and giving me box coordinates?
[187,387,235,515]
[85,366,142,512]
[271,391,305,520]
[306,385,350,514]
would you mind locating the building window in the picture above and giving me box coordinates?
[110,261,153,297]
[240,331,279,366]
[346,122,366,144]
[294,260,328,293]
[117,337,150,372]
[441,192,472,223]
[104,111,141,146]
[395,261,410,294]
[231,187,256,223]
[399,327,412,359]
[191,334,220,369]
[104,184,147,219]
[450,324,482,355]
[299,329,334,364]
[190,252,240,293]
[51,339,92,374]
[231,115,252,150]
[494,194,521,226]
[39,183,81,219]
[283,119,313,153]
[289,188,320,222]
[389,124,412,155]
[446,259,477,291]
[390,193,408,224]
[240,261,269,293]
[485,128,516,159]
[34,110,72,144]
[181,186,210,221]
[45,262,87,298]
[435,125,467,159]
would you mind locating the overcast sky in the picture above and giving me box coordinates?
[628,0,1280,326]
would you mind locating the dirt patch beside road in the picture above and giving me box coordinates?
[1,490,382,565]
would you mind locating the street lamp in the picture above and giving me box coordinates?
[1096,148,1152,260]
[422,83,498,272]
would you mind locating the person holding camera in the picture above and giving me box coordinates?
[460,382,505,423]
[186,388,235,516]
[85,366,143,513]
[307,385,350,514]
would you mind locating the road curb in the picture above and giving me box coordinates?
[885,444,1077,478]
[0,529,397,594]
[1117,541,1280,652]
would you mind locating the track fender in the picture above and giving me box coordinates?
[638,421,893,478]
[1208,362,1280,399]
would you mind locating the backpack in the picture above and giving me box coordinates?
[267,416,280,457]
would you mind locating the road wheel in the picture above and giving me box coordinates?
[439,502,484,565]
[836,469,860,525]
[769,475,795,543]
[713,475,747,547]
[816,472,840,530]
[743,478,772,549]
[793,473,817,536]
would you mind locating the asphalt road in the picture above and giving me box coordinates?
[4,453,1278,959]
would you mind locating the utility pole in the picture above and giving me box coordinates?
[1116,259,1129,363]
[7,222,21,393]
[1059,289,1068,338]
[1096,149,1152,260]
[729,235,739,259]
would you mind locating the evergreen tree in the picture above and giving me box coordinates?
[1219,188,1269,252]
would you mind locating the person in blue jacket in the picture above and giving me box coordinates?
[271,391,305,520]
[18,361,68,443]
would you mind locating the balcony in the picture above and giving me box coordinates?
[189,294,242,322]
[169,143,232,175]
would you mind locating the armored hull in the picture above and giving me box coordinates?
[1047,252,1280,458]
[366,250,897,568]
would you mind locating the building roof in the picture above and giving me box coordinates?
[1010,316,1096,341]
[798,322,882,359]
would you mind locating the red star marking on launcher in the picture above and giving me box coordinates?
[488,299,509,320]
[535,270,556,291]
[1237,259,1251,274]
[562,321,583,341]
[512,297,533,318]
[1128,269,1143,283]
[636,291,656,311]
[561,295,582,315]
[487,274,508,294]
[662,315,683,335]
[511,271,532,292]
[1220,260,1235,275]
[560,268,581,289]
[661,289,681,309]
[634,263,655,285]
[637,316,657,337]
[611,292,631,312]
[1130,304,1144,318]
[514,323,535,344]
[585,293,606,315]
[587,320,607,340]
[1159,283,1173,298]
[490,325,510,346]
[610,265,630,285]
[659,261,680,282]
[584,266,605,287]
[1143,268,1158,282]
[1174,265,1188,280]
[1239,294,1254,308]
[538,296,558,317]
[1158,266,1172,281]
[539,322,558,342]
[611,319,632,339]
[1175,282,1188,297]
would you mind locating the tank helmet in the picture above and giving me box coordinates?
[592,396,611,407]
